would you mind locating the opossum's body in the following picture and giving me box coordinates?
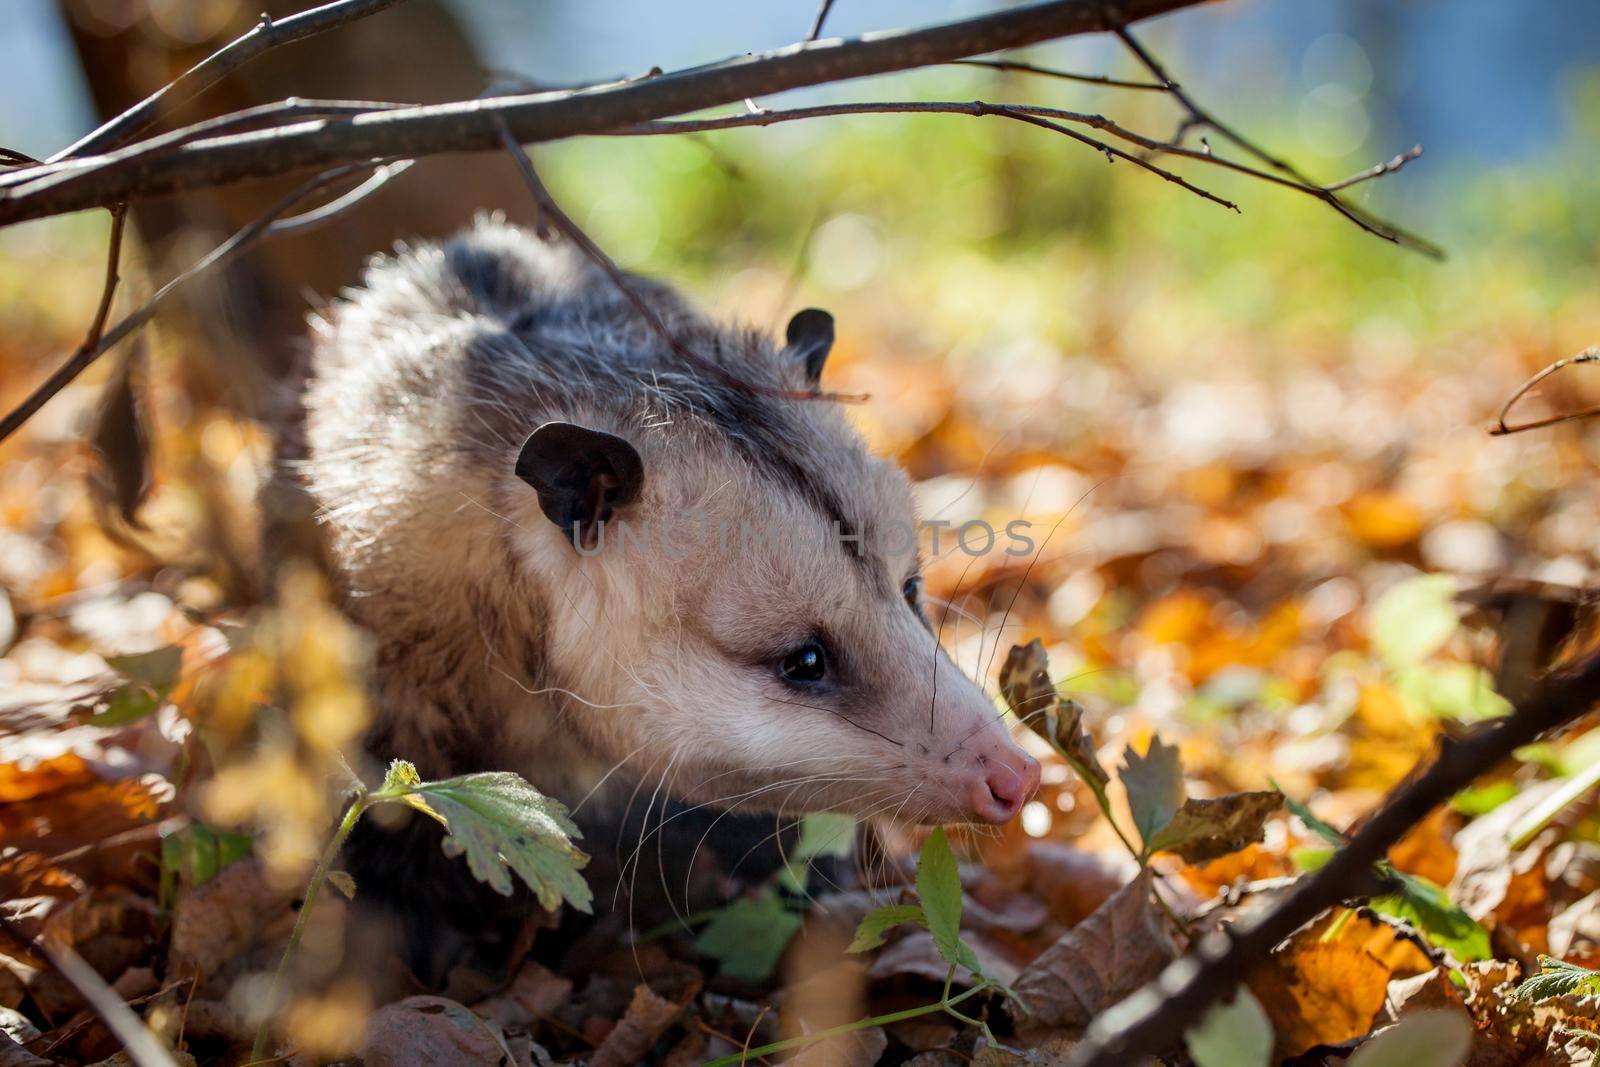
[299,218,1038,978]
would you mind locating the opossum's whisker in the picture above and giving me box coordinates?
[924,594,981,627]
[766,694,904,747]
[978,476,1106,683]
[930,543,986,733]
[572,738,654,814]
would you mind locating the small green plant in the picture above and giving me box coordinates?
[1511,956,1600,1003]
[689,810,856,984]
[249,759,591,1061]
[701,827,1017,1067]
[1279,783,1490,962]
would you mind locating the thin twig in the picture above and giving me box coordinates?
[53,0,408,160]
[268,158,413,235]
[948,57,1166,90]
[0,204,126,443]
[1066,645,1600,1066]
[0,0,1207,224]
[1111,22,1442,258]
[495,122,862,403]
[2,918,179,1067]
[808,0,839,41]
[1490,347,1600,436]
[0,163,371,445]
[1325,145,1423,192]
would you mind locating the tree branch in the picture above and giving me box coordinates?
[52,0,408,161]
[0,0,1202,225]
[1490,346,1600,436]
[0,163,375,445]
[1066,645,1600,1067]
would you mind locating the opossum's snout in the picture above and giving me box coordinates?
[960,731,1041,824]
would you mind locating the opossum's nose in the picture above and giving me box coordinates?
[965,742,1040,824]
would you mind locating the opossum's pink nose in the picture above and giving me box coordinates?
[967,746,1041,824]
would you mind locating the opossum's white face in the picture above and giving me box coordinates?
[508,416,1041,828]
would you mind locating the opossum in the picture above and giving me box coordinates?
[297,216,1040,978]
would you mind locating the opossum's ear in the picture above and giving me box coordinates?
[784,308,834,384]
[514,422,644,552]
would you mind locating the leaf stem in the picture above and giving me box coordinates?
[250,794,369,1062]
[699,984,986,1067]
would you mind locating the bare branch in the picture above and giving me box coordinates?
[1490,346,1600,436]
[495,123,859,403]
[53,0,408,160]
[947,57,1166,90]
[0,164,372,445]
[1066,645,1600,1067]
[1111,22,1443,258]
[0,0,1204,225]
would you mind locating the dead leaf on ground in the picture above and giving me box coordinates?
[1009,869,1176,1032]
[360,995,509,1067]
[1247,931,1393,1059]
[589,983,688,1067]
[1146,789,1284,864]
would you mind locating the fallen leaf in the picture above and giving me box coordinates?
[790,1024,887,1067]
[360,995,509,1067]
[1185,987,1273,1067]
[1247,934,1392,1059]
[590,983,688,1067]
[1346,1010,1473,1067]
[1010,869,1176,1031]
[1146,789,1283,864]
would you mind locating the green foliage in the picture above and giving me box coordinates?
[793,811,857,862]
[847,904,927,953]
[1121,736,1186,856]
[1370,575,1461,668]
[694,892,804,985]
[377,761,591,913]
[1185,988,1274,1067]
[917,827,982,974]
[1511,956,1600,1003]
[1278,783,1488,961]
[1346,1011,1472,1067]
[92,645,183,726]
[158,821,253,909]
[1371,866,1491,962]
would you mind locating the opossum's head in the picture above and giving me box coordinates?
[505,310,1039,827]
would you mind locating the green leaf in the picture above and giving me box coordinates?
[1450,781,1517,816]
[1184,988,1273,1067]
[1372,867,1490,962]
[1370,574,1460,668]
[1394,663,1511,722]
[1120,735,1186,854]
[92,645,185,727]
[916,827,980,974]
[159,822,253,909]
[695,892,803,984]
[1346,1010,1472,1067]
[1511,955,1600,1003]
[105,645,184,689]
[1274,780,1346,846]
[1145,790,1283,864]
[394,770,592,913]
[847,903,926,953]
[794,812,856,862]
[1291,846,1336,872]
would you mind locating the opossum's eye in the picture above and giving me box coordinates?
[779,641,828,685]
[902,574,923,609]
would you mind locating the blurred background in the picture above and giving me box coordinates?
[3,2,1600,1059]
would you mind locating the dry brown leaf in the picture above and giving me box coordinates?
[589,984,686,1067]
[472,959,572,1031]
[1008,840,1136,927]
[168,859,294,989]
[790,1024,887,1067]
[360,995,508,1067]
[1009,869,1176,1032]
[999,640,1108,786]
[1147,789,1283,863]
[1247,932,1393,1059]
